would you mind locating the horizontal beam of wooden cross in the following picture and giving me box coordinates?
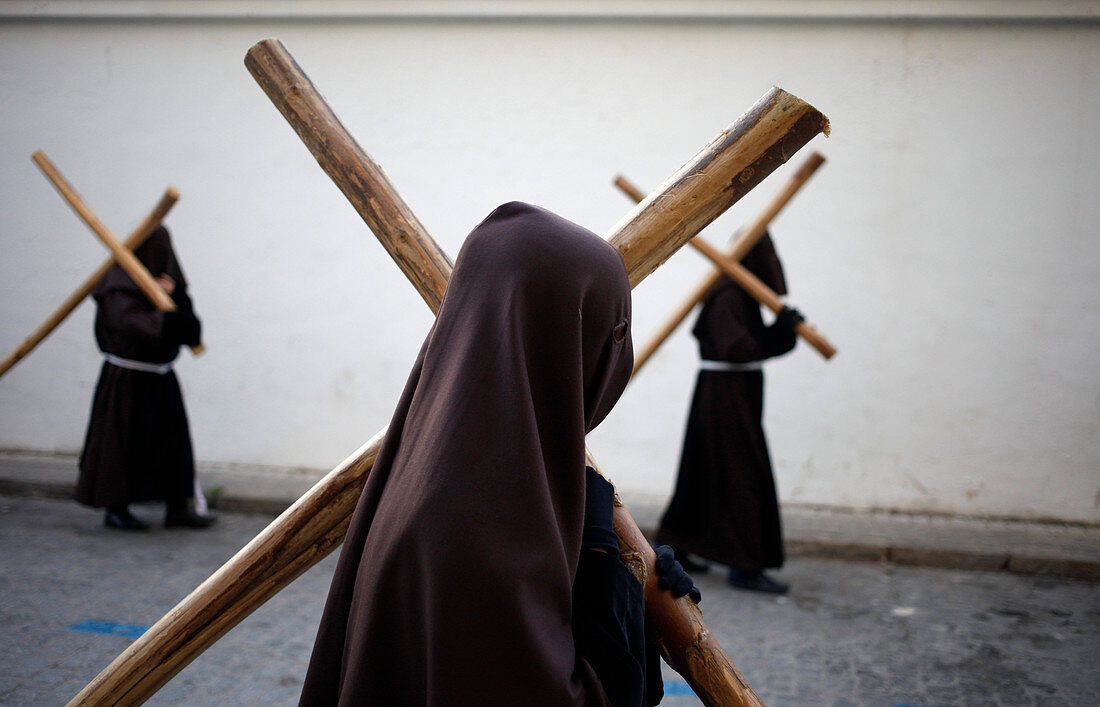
[0,187,180,380]
[69,38,827,707]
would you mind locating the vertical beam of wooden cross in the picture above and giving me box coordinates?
[620,150,827,374]
[0,187,180,380]
[68,38,827,707]
[616,173,837,360]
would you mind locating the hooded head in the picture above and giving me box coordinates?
[133,226,187,288]
[739,230,787,296]
[95,225,187,297]
[428,201,634,434]
[302,202,634,704]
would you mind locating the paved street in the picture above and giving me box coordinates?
[1,495,1097,705]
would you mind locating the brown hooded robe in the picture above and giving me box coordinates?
[76,226,201,508]
[299,202,638,705]
[655,234,793,571]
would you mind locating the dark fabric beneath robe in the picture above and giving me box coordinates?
[573,549,663,706]
[656,234,792,571]
[299,202,641,706]
[76,226,202,508]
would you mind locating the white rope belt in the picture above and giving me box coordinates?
[104,354,174,375]
[699,359,763,372]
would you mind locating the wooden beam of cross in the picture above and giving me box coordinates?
[616,173,837,361]
[0,187,180,380]
[617,151,829,374]
[69,38,827,707]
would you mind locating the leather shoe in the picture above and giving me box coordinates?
[165,509,217,529]
[728,568,789,594]
[104,510,150,531]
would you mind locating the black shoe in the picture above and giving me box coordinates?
[164,509,217,529]
[104,509,150,531]
[728,568,789,594]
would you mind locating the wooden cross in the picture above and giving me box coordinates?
[0,175,182,380]
[614,166,837,366]
[2,151,206,380]
[69,38,828,707]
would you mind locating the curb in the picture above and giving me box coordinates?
[784,540,1100,583]
[2,476,1097,583]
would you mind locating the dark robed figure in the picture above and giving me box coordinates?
[77,226,210,530]
[300,202,665,705]
[656,233,801,593]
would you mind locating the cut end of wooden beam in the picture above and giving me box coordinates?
[613,175,647,203]
[606,86,829,289]
[166,186,181,200]
[244,38,287,70]
[780,91,831,138]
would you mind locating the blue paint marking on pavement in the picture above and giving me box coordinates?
[664,680,697,696]
[68,621,149,639]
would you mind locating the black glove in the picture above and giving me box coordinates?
[162,289,201,346]
[653,545,702,604]
[774,305,804,331]
[761,305,802,357]
[582,466,619,554]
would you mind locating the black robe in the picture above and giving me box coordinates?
[76,226,202,508]
[299,202,655,706]
[655,234,794,571]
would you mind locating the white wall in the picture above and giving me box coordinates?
[1,2,1097,522]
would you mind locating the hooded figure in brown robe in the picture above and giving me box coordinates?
[655,232,802,594]
[299,202,648,704]
[77,226,211,530]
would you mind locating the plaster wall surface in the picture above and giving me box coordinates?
[0,3,1096,522]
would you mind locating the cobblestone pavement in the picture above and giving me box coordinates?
[1,496,1096,706]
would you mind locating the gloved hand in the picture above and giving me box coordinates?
[761,305,802,357]
[162,288,201,346]
[774,305,805,331]
[653,545,702,604]
[582,466,619,554]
